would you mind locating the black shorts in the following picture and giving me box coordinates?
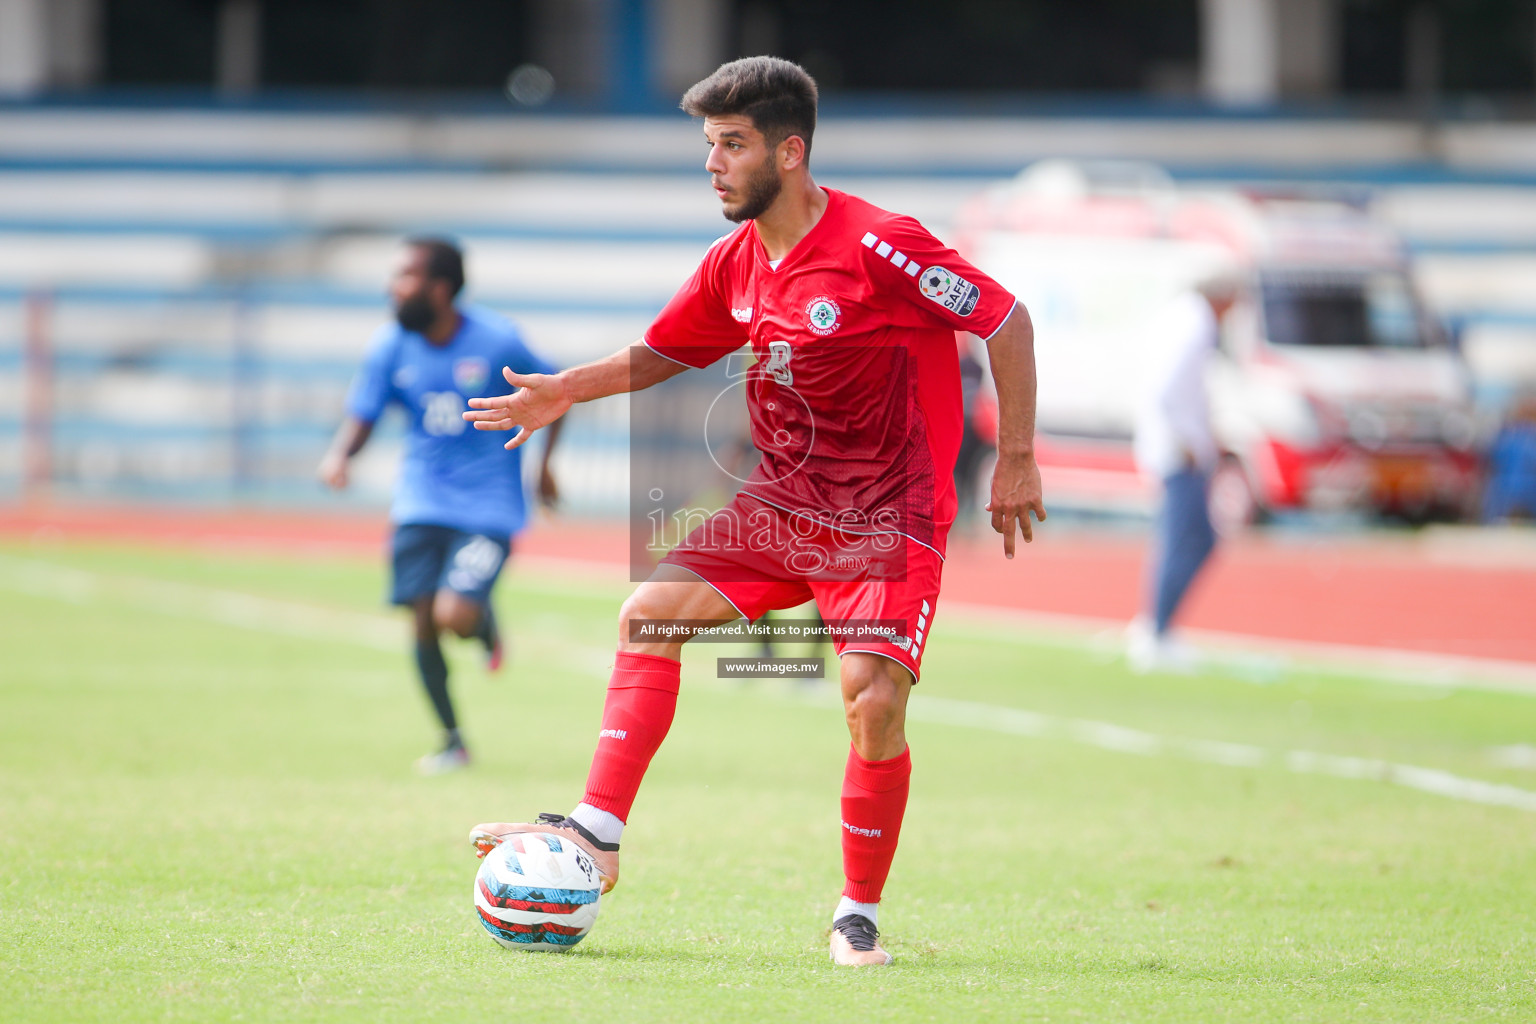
[389,524,510,607]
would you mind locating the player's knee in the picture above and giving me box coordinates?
[840,657,907,736]
[617,586,669,649]
[616,592,644,642]
[432,592,479,638]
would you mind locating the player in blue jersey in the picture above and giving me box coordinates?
[319,237,561,774]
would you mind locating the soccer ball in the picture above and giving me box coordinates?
[473,832,603,950]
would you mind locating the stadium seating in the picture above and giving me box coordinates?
[2,106,1533,507]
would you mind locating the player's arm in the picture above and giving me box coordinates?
[325,330,394,488]
[469,238,739,451]
[536,414,565,508]
[463,343,687,451]
[318,416,373,490]
[984,303,1047,557]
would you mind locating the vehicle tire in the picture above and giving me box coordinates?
[1208,457,1262,535]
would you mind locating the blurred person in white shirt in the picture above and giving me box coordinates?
[1127,269,1238,673]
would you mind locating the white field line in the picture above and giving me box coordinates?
[0,553,403,653]
[943,600,1536,695]
[903,694,1536,814]
[4,552,1536,814]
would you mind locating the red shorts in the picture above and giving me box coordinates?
[660,495,945,681]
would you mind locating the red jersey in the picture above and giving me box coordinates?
[645,188,1017,554]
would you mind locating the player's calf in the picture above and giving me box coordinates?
[840,652,914,761]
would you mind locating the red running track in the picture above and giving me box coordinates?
[3,502,1534,665]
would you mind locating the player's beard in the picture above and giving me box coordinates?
[395,294,436,334]
[723,155,783,223]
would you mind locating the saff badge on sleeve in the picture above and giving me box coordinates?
[917,266,980,317]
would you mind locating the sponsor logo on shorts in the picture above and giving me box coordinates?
[842,820,883,838]
[918,265,980,317]
[453,357,490,395]
[864,624,913,651]
[731,306,753,323]
[805,295,842,336]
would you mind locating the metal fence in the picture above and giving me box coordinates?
[0,285,630,513]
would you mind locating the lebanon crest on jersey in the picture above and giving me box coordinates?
[805,295,842,336]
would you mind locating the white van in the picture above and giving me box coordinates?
[953,160,1479,527]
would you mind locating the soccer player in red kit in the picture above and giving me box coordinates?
[461,56,1045,966]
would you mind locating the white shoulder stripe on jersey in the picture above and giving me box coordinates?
[863,230,927,277]
[866,228,1016,321]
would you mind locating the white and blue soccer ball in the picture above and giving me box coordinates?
[473,832,603,951]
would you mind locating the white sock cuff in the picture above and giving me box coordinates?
[570,803,625,846]
[834,895,878,927]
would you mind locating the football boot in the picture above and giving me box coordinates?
[829,913,893,966]
[470,813,619,894]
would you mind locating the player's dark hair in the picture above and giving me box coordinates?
[680,56,818,158]
[405,236,465,298]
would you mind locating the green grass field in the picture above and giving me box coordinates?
[3,536,1535,1023]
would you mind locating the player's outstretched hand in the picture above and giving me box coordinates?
[986,450,1047,559]
[463,367,573,451]
[317,451,349,490]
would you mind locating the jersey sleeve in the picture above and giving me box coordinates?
[860,216,1018,339]
[643,241,748,369]
[344,328,397,424]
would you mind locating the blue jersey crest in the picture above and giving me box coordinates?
[453,356,491,395]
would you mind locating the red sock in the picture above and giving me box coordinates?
[840,744,911,903]
[580,652,681,822]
